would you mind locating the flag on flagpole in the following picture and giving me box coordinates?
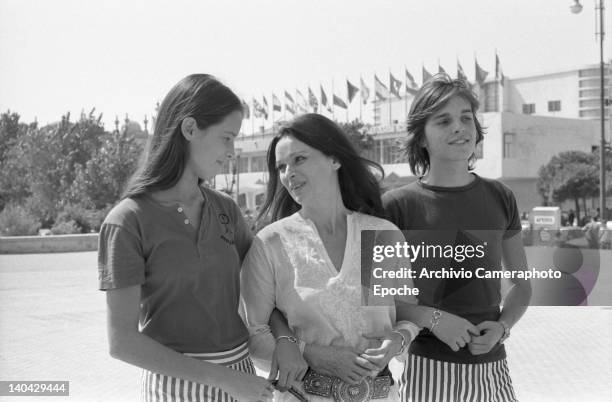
[296,89,308,112]
[389,72,402,99]
[347,79,359,103]
[252,98,262,118]
[320,85,332,112]
[360,77,370,105]
[284,91,295,114]
[284,91,295,105]
[374,75,389,101]
[253,98,267,119]
[320,85,328,106]
[272,94,281,112]
[475,58,489,85]
[308,87,318,111]
[405,68,419,95]
[457,60,468,82]
[333,94,348,109]
[422,66,433,84]
[495,53,505,86]
[241,99,250,119]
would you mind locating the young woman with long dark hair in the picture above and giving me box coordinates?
[98,74,274,401]
[241,114,420,401]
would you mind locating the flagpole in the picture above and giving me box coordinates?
[331,79,335,121]
[474,52,482,105]
[359,77,363,121]
[495,49,501,113]
[345,79,349,123]
[404,67,408,123]
[271,93,275,135]
[373,73,376,127]
[251,100,255,135]
[387,69,391,128]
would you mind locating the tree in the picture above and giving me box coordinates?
[0,111,28,161]
[0,111,35,209]
[68,128,143,210]
[0,109,144,232]
[537,151,600,221]
[5,111,106,224]
[338,119,374,154]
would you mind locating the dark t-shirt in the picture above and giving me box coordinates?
[382,174,521,363]
[98,186,252,353]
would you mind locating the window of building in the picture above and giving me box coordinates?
[503,132,516,158]
[580,99,604,108]
[483,82,499,112]
[522,103,535,114]
[396,146,409,163]
[382,138,405,164]
[238,156,249,173]
[250,155,267,172]
[579,69,601,78]
[580,109,611,118]
[373,139,382,164]
[548,100,561,112]
[237,193,246,208]
[579,67,612,78]
[579,78,609,88]
[580,88,610,98]
[361,141,378,163]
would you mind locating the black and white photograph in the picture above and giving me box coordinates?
[1,1,611,401]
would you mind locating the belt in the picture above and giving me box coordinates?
[302,366,393,401]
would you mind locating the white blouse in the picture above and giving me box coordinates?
[240,212,418,371]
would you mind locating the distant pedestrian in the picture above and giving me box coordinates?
[583,216,601,249]
[568,209,576,227]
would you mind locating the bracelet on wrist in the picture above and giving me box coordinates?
[391,330,408,356]
[430,309,442,332]
[276,335,298,344]
[498,320,511,344]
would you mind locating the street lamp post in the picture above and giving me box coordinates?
[572,0,607,221]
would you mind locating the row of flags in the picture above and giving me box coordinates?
[242,54,505,120]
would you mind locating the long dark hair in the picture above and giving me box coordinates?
[258,113,385,223]
[122,74,243,199]
[405,73,485,176]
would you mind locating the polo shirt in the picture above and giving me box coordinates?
[98,186,252,353]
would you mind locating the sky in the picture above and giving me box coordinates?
[0,0,610,130]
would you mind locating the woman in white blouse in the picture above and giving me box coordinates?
[240,114,419,401]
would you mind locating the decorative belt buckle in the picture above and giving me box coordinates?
[303,370,334,397]
[371,376,392,399]
[303,369,392,402]
[332,376,373,402]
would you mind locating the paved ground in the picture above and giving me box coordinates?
[0,251,611,402]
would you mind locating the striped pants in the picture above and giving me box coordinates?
[399,354,518,402]
[140,343,256,402]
